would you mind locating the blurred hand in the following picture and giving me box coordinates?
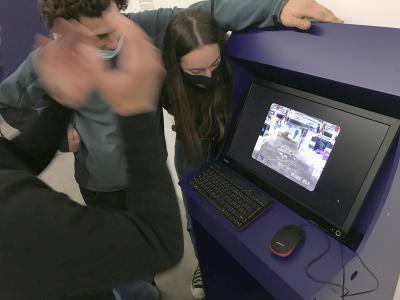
[280,0,343,30]
[67,126,80,152]
[35,19,104,109]
[35,14,164,116]
[95,11,166,116]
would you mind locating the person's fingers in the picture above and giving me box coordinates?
[52,18,99,49]
[52,18,92,39]
[75,43,106,75]
[73,130,80,142]
[67,127,80,152]
[36,27,99,108]
[105,11,149,41]
[280,0,343,30]
[71,128,79,142]
[68,19,101,46]
[67,127,72,139]
[105,17,164,80]
[286,16,312,30]
[104,12,154,64]
[51,18,75,36]
[307,3,343,23]
[94,11,165,115]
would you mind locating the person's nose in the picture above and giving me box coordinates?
[204,69,212,78]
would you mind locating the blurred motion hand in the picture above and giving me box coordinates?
[95,11,166,116]
[67,126,80,153]
[280,0,343,30]
[35,13,164,116]
[35,19,104,109]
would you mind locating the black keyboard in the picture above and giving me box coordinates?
[189,164,273,230]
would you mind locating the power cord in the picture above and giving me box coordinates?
[304,229,350,296]
[340,244,346,300]
[341,249,379,297]
[301,223,379,299]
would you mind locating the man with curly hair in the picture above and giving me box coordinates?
[0,15,181,300]
[0,0,341,299]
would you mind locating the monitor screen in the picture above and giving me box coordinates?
[251,103,341,191]
[224,80,399,234]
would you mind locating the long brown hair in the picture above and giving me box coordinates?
[163,9,231,160]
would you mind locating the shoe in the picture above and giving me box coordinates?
[191,265,205,299]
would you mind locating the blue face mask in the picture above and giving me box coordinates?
[99,37,123,60]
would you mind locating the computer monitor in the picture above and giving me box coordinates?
[223,80,399,245]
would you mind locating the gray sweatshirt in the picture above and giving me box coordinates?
[0,0,286,192]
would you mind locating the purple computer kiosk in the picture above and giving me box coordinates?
[180,23,400,300]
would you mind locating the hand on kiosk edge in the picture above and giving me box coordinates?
[280,0,343,30]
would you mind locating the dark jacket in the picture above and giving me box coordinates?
[0,100,183,299]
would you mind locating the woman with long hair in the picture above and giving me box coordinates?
[162,9,232,299]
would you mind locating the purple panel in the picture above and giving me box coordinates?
[184,24,399,299]
[227,23,400,98]
[0,0,47,78]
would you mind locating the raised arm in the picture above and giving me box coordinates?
[125,0,342,48]
[0,16,183,298]
[202,0,341,31]
[0,111,182,298]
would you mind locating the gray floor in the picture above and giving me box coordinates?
[0,112,198,300]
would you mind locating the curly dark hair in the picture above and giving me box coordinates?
[38,0,128,29]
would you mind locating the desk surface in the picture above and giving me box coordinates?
[181,172,354,300]
[183,23,400,299]
[181,138,400,299]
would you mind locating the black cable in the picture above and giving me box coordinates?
[342,251,380,297]
[304,225,350,295]
[340,244,345,300]
[302,222,380,299]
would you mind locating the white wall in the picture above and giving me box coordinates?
[320,0,400,28]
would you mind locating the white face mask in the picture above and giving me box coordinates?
[99,37,123,60]
[52,33,123,60]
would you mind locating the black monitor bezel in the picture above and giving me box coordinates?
[222,79,399,241]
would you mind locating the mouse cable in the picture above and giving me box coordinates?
[340,243,346,300]
[340,243,380,298]
[303,225,350,296]
[301,222,380,299]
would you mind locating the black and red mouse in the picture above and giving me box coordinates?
[269,224,305,257]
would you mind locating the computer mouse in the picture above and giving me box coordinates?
[269,224,305,257]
